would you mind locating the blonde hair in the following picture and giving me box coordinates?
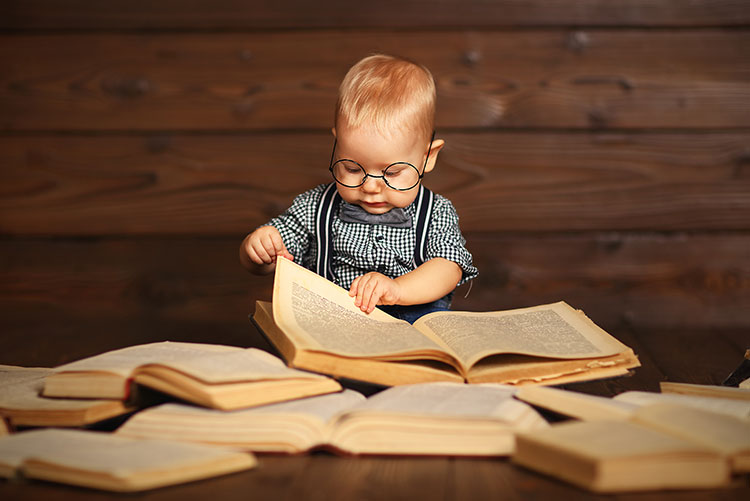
[335,54,436,142]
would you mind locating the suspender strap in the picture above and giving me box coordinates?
[413,185,434,267]
[315,183,341,281]
[315,183,434,280]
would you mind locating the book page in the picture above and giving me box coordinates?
[614,391,750,420]
[138,346,331,384]
[53,342,323,383]
[52,342,241,377]
[273,257,453,359]
[414,302,627,368]
[0,429,254,477]
[139,390,365,424]
[631,404,750,455]
[0,366,123,413]
[339,382,530,421]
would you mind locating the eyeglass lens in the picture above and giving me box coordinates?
[331,161,421,191]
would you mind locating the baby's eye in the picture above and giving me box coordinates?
[384,166,407,178]
[340,161,362,174]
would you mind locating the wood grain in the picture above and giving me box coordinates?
[2,31,749,131]
[3,1,749,29]
[1,234,747,366]
[2,132,749,235]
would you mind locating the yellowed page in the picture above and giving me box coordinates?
[659,381,750,402]
[413,302,628,368]
[515,386,637,421]
[118,390,365,452]
[272,257,455,360]
[50,342,326,384]
[0,429,255,491]
[328,383,547,456]
[614,391,750,420]
[631,404,750,457]
[50,342,241,378]
[0,366,127,426]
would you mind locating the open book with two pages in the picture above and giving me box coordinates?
[41,342,341,410]
[116,382,548,456]
[511,384,750,492]
[252,257,640,387]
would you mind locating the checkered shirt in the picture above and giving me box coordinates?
[264,184,478,290]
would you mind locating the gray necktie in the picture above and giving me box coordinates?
[339,203,412,228]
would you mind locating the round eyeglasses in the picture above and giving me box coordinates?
[329,131,435,192]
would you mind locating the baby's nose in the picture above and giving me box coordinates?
[361,175,383,192]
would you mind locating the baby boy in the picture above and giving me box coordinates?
[240,54,477,323]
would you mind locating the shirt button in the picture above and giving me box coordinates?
[378,265,387,273]
[375,235,384,242]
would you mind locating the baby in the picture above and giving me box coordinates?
[240,54,477,323]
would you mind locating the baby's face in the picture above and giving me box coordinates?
[332,124,433,214]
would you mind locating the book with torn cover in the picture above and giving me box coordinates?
[42,342,341,410]
[0,428,256,492]
[512,420,729,493]
[116,382,548,456]
[1,365,131,428]
[251,257,640,387]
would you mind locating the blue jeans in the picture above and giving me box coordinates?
[378,294,452,324]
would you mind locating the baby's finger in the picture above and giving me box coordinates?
[247,244,270,265]
[270,232,290,261]
[349,276,360,298]
[365,283,382,313]
[260,235,279,261]
[359,277,378,312]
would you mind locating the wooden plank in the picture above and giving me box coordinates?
[1,233,748,367]
[2,30,749,131]
[284,455,451,500]
[2,132,749,235]
[0,238,275,367]
[455,233,750,331]
[3,1,749,30]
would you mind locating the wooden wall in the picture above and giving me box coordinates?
[2,1,749,367]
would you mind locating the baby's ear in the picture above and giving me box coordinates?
[423,138,445,173]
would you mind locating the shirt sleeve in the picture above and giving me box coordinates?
[262,185,325,264]
[424,194,478,286]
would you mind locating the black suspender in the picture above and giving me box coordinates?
[412,184,434,267]
[315,183,342,281]
[314,183,434,281]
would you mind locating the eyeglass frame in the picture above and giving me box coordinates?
[328,130,436,192]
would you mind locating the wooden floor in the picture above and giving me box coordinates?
[1,324,748,500]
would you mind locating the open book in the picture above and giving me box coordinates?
[116,382,548,456]
[0,429,255,492]
[1,365,131,428]
[515,386,750,474]
[253,257,639,387]
[512,419,730,493]
[43,342,341,410]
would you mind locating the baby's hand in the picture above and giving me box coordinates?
[349,272,401,314]
[244,226,293,266]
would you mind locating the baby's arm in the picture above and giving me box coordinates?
[349,258,462,313]
[239,226,293,275]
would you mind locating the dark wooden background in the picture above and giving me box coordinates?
[1,0,749,369]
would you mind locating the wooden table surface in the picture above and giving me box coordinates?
[1,325,749,500]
